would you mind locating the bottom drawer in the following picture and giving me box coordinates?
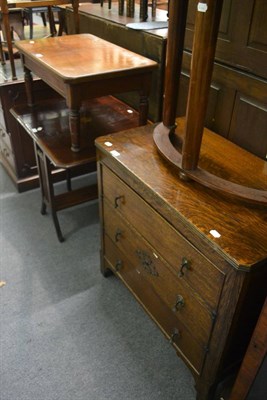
[104,234,207,375]
[0,138,16,172]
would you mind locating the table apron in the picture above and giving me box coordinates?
[65,72,153,108]
[24,57,67,98]
[23,55,153,107]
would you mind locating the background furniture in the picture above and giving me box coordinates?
[101,0,169,20]
[26,5,61,39]
[95,121,267,400]
[0,0,80,80]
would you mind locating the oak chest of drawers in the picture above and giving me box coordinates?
[95,123,267,400]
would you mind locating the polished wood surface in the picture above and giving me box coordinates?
[96,125,267,400]
[15,33,157,151]
[153,120,267,205]
[15,33,157,82]
[96,121,267,269]
[10,95,140,168]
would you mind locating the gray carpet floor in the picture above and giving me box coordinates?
[0,164,196,400]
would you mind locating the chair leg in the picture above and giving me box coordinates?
[28,11,33,39]
[0,34,6,65]
[47,6,57,36]
[1,4,17,79]
[57,9,66,36]
[41,12,47,27]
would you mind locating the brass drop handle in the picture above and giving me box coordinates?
[114,195,124,208]
[178,257,191,277]
[169,328,180,344]
[115,229,122,242]
[172,294,185,312]
[115,260,122,271]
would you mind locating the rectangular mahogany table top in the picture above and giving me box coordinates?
[15,33,158,85]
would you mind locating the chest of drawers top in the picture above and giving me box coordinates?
[95,121,267,271]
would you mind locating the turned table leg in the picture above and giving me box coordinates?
[24,66,35,107]
[69,107,81,152]
[139,92,149,126]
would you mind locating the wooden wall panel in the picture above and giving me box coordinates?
[248,0,267,52]
[185,0,267,79]
[177,1,267,160]
[228,94,267,160]
[177,75,234,138]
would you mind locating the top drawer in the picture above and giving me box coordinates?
[102,166,225,311]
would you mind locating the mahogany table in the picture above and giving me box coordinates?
[15,33,157,151]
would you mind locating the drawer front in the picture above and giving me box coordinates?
[104,200,214,347]
[0,138,16,171]
[0,127,12,149]
[102,166,225,311]
[104,233,206,375]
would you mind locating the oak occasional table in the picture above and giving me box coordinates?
[15,33,157,151]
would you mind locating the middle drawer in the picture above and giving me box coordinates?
[103,199,214,348]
